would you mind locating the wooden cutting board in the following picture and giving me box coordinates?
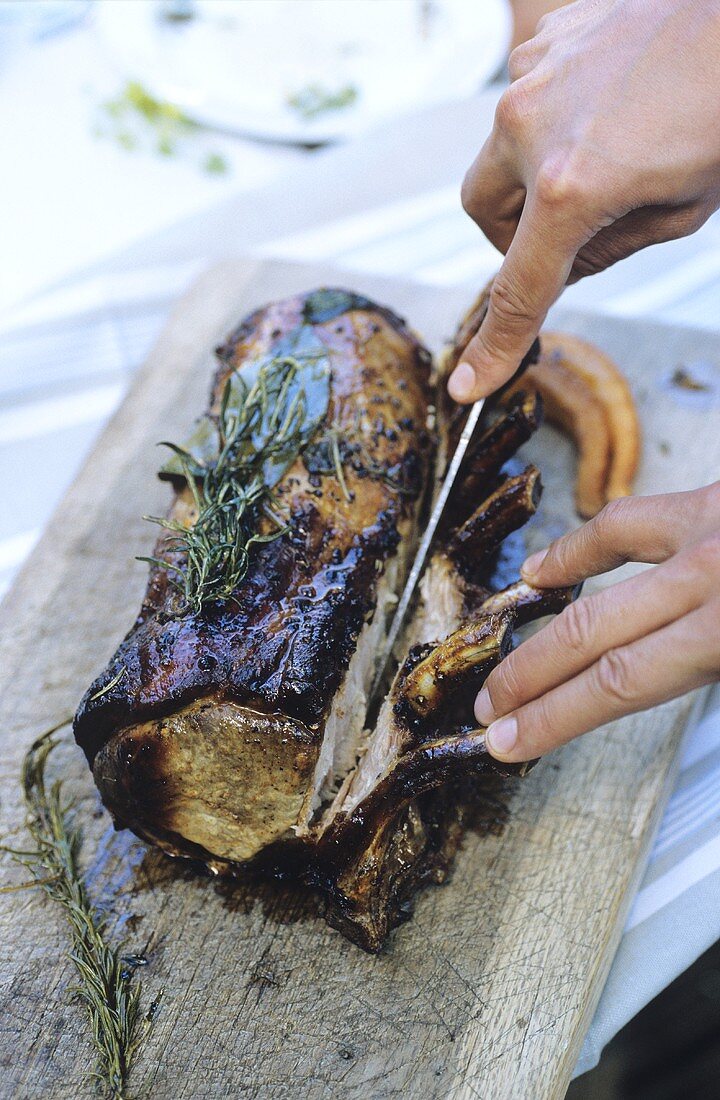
[2,259,719,1100]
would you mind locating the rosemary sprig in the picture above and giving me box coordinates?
[90,665,128,702]
[328,427,351,503]
[143,351,330,615]
[2,732,152,1098]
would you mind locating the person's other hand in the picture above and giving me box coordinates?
[449,0,720,404]
[474,482,720,762]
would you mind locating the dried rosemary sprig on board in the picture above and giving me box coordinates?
[143,349,330,614]
[2,732,154,1099]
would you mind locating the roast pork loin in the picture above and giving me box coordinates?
[74,286,579,951]
[75,289,435,866]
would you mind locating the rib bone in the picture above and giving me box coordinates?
[403,612,513,718]
[448,465,542,573]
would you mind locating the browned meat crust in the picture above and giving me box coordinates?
[75,290,434,764]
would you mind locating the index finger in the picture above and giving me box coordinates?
[448,180,592,403]
[483,599,720,762]
[475,552,705,728]
[521,486,720,588]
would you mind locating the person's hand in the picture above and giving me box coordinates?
[449,0,720,404]
[474,482,720,762]
[508,0,574,51]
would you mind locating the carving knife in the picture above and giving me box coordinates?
[368,396,485,713]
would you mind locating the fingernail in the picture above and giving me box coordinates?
[447,361,476,402]
[521,548,547,581]
[474,687,496,726]
[486,716,518,758]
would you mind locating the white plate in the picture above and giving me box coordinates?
[94,0,511,144]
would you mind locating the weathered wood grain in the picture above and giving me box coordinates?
[2,259,719,1100]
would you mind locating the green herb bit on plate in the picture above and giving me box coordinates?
[98,80,229,175]
[287,82,359,120]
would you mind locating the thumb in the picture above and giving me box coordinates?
[448,192,586,403]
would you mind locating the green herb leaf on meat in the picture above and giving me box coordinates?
[145,340,331,614]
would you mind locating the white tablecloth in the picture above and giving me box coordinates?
[3,28,720,1079]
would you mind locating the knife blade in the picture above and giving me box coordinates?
[367,396,485,714]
